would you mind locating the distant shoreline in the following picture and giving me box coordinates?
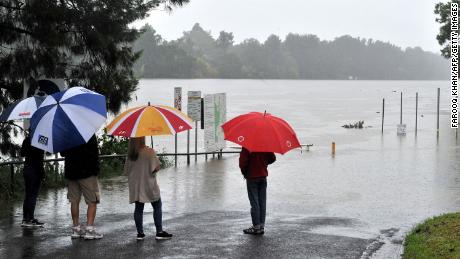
[139,78,449,81]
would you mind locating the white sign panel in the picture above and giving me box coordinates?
[187,91,201,121]
[397,124,406,136]
[174,87,182,111]
[204,93,226,152]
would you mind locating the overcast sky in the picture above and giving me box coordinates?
[134,0,445,53]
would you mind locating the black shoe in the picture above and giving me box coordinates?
[155,231,172,240]
[137,233,145,241]
[243,226,264,235]
[30,219,45,227]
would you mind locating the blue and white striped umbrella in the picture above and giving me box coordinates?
[30,87,107,153]
[0,96,46,121]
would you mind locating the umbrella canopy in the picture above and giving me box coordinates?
[0,96,46,121]
[221,112,301,154]
[106,104,193,137]
[30,87,107,153]
[27,79,62,97]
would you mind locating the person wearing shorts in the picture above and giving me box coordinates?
[61,135,102,240]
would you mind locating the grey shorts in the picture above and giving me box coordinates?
[67,176,100,204]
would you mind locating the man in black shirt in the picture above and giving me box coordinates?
[61,135,103,240]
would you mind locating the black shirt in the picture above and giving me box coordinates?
[60,135,100,180]
[21,136,45,176]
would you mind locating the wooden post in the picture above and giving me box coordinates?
[54,153,58,182]
[10,164,14,194]
[415,92,418,136]
[332,142,336,156]
[382,98,385,133]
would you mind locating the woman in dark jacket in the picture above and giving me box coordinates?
[239,147,276,235]
[21,135,45,227]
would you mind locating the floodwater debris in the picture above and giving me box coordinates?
[342,121,364,129]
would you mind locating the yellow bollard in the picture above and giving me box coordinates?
[332,142,336,156]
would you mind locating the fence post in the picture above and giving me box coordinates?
[174,134,178,167]
[187,130,190,165]
[195,121,198,162]
[54,153,59,182]
[10,164,14,195]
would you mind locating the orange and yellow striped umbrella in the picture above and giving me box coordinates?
[106,105,193,137]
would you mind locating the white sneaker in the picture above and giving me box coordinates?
[84,226,103,240]
[21,220,34,228]
[71,225,85,239]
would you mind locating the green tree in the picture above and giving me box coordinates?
[134,25,205,78]
[216,31,234,49]
[179,23,217,58]
[133,24,448,80]
[0,0,188,157]
[435,0,460,58]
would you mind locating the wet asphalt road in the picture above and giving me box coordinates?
[0,155,384,259]
[0,211,372,259]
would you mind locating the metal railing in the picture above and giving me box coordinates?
[0,144,312,195]
[0,149,242,195]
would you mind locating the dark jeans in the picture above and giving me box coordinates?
[22,166,42,221]
[246,179,267,227]
[134,199,163,234]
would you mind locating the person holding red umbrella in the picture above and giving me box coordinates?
[239,147,276,235]
[222,111,301,235]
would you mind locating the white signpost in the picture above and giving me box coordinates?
[187,91,201,121]
[174,87,182,111]
[204,93,226,152]
[188,91,202,163]
[173,87,182,166]
[397,124,407,136]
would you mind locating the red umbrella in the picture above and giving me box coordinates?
[221,112,301,154]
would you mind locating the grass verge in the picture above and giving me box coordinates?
[403,212,460,259]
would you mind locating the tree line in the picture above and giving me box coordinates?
[134,23,449,80]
